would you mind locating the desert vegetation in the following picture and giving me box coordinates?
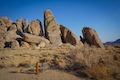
[0,44,120,80]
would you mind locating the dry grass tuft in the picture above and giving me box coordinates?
[86,64,113,80]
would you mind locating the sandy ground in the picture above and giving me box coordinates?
[0,68,85,80]
[0,47,85,80]
[0,45,120,80]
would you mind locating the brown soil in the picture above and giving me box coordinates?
[0,68,85,80]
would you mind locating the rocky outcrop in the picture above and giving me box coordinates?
[37,41,46,48]
[11,40,20,48]
[16,18,23,37]
[23,33,49,44]
[8,23,17,31]
[3,31,22,42]
[23,18,28,33]
[82,27,105,49]
[0,10,105,49]
[21,41,30,48]
[16,18,23,32]
[0,16,12,28]
[4,31,21,42]
[60,25,83,47]
[0,16,48,49]
[0,40,5,48]
[0,17,12,33]
[44,9,62,46]
[0,17,20,48]
[28,19,43,36]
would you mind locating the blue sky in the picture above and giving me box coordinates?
[0,0,120,42]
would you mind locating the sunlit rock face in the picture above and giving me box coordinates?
[82,27,105,49]
[23,18,28,33]
[44,9,62,46]
[60,25,83,47]
[28,19,43,36]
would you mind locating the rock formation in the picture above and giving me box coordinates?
[0,16,12,28]
[23,18,28,33]
[82,27,105,49]
[0,17,11,33]
[23,33,49,45]
[3,31,21,42]
[28,19,43,36]
[16,18,23,32]
[0,40,5,48]
[60,25,83,47]
[21,41,30,48]
[8,23,17,31]
[0,10,105,49]
[44,9,62,46]
[37,41,46,48]
[11,40,20,48]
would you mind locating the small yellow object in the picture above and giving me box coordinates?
[36,62,39,75]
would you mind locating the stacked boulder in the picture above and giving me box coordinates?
[0,9,104,49]
[0,17,20,48]
[16,18,23,37]
[28,19,43,36]
[23,33,49,48]
[0,16,50,49]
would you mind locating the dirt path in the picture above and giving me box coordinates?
[0,68,85,80]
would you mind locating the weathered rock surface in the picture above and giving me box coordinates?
[60,25,83,46]
[16,18,23,32]
[0,16,12,28]
[3,31,21,42]
[11,40,19,48]
[0,33,4,41]
[82,27,105,49]
[29,43,37,49]
[21,41,30,48]
[28,19,43,36]
[23,33,49,45]
[23,18,28,33]
[0,40,5,48]
[0,19,7,34]
[37,41,46,48]
[8,23,17,31]
[44,9,62,46]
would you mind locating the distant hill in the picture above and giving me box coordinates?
[104,39,120,45]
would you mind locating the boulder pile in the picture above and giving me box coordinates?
[0,9,104,49]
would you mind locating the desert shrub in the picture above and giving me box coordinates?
[67,47,117,79]
[113,54,120,61]
[0,64,5,69]
[69,48,102,67]
[113,73,120,80]
[86,64,112,80]
[18,62,30,68]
